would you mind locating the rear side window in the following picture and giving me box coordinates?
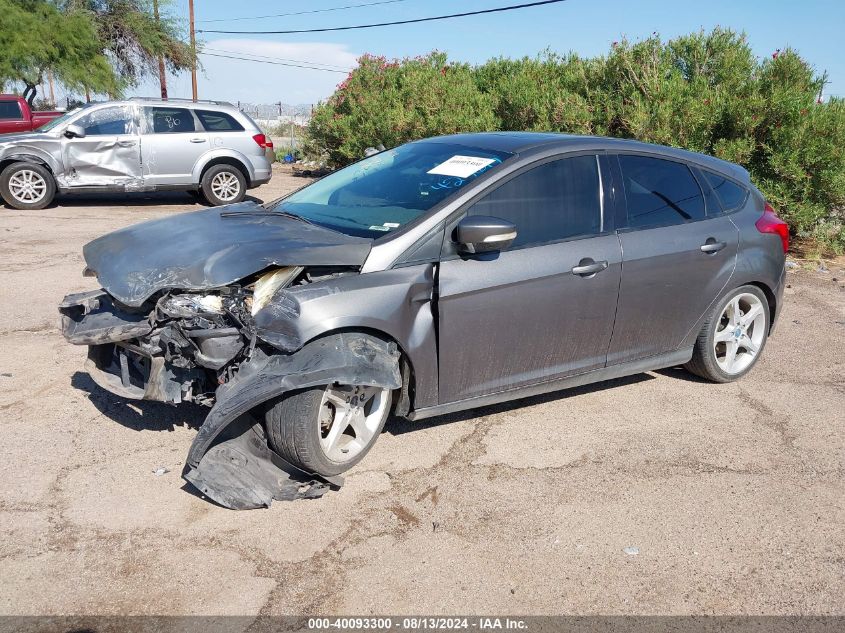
[702,170,748,212]
[468,155,601,248]
[196,109,244,132]
[0,100,23,120]
[144,107,196,133]
[619,155,705,228]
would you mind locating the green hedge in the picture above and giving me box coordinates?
[306,30,845,253]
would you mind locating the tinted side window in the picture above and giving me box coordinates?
[77,106,134,135]
[619,155,705,228]
[0,100,23,120]
[145,107,196,133]
[468,155,601,248]
[702,170,748,212]
[196,109,244,132]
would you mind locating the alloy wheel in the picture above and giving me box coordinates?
[8,169,47,204]
[713,292,766,375]
[318,384,390,463]
[210,171,241,202]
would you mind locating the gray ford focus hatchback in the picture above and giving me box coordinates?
[60,132,788,509]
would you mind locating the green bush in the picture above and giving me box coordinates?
[306,31,845,253]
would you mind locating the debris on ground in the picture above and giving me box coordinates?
[623,546,640,556]
[153,466,170,476]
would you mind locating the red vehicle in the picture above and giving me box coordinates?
[0,95,63,134]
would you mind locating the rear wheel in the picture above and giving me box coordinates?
[0,162,56,210]
[201,164,246,206]
[265,384,392,477]
[685,285,770,382]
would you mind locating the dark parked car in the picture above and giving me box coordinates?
[60,133,788,509]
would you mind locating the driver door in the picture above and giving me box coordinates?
[61,105,142,188]
[436,154,622,403]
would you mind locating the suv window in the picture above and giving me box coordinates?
[619,155,705,228]
[196,109,244,132]
[0,100,23,120]
[76,106,134,135]
[145,107,196,134]
[467,155,601,248]
[702,170,748,212]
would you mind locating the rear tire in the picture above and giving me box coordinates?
[0,162,56,210]
[685,284,770,383]
[265,384,391,477]
[200,164,246,206]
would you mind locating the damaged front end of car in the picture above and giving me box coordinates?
[59,205,401,510]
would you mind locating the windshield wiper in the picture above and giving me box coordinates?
[220,208,317,226]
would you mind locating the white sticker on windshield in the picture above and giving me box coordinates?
[427,155,497,179]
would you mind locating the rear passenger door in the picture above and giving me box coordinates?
[606,154,739,365]
[437,154,622,403]
[139,106,208,186]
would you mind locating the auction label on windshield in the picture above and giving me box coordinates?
[427,155,497,179]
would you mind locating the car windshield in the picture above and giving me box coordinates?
[269,142,512,238]
[36,108,84,132]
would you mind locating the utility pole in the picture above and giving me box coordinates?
[154,0,168,99]
[188,0,198,101]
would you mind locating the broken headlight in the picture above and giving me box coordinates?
[250,267,302,316]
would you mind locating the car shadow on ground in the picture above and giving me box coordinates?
[384,371,658,436]
[71,371,206,432]
[6,191,267,209]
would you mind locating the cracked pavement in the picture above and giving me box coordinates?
[1,165,844,623]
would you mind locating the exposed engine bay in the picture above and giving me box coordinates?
[60,264,403,510]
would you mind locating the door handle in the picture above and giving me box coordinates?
[571,259,608,276]
[700,239,727,254]
[117,140,137,148]
[189,138,206,143]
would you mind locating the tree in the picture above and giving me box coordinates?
[62,0,195,93]
[0,0,118,103]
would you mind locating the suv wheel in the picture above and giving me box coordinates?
[201,164,246,206]
[265,384,392,477]
[1,162,56,210]
[685,285,770,383]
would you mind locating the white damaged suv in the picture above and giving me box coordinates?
[0,97,274,209]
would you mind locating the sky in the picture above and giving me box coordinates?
[122,0,845,106]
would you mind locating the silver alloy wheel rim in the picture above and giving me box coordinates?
[714,292,766,375]
[210,171,240,201]
[8,169,47,204]
[318,384,390,463]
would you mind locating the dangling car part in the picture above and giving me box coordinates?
[61,134,786,510]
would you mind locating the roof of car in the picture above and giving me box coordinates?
[421,132,749,182]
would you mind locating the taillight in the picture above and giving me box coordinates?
[253,133,273,150]
[756,202,789,253]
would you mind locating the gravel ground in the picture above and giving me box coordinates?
[1,163,843,623]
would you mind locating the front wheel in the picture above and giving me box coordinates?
[265,384,392,477]
[200,164,246,206]
[685,285,770,383]
[0,162,56,210]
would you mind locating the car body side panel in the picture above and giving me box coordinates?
[679,195,786,348]
[253,264,439,409]
[607,216,739,365]
[436,235,622,403]
[190,147,259,185]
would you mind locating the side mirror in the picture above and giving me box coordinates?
[455,215,517,254]
[64,124,86,139]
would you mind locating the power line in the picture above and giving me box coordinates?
[203,47,353,71]
[198,0,409,24]
[197,0,569,35]
[200,51,350,73]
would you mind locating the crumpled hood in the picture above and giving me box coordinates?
[83,201,372,306]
